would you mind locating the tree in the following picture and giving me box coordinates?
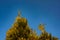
[6,11,58,40]
[38,24,58,40]
[6,11,31,40]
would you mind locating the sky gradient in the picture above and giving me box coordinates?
[0,0,60,40]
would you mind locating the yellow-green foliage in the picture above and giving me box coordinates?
[6,13,58,40]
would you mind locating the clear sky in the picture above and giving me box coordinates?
[0,0,60,40]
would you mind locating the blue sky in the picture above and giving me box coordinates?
[0,0,60,40]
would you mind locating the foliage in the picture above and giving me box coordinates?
[6,13,58,40]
